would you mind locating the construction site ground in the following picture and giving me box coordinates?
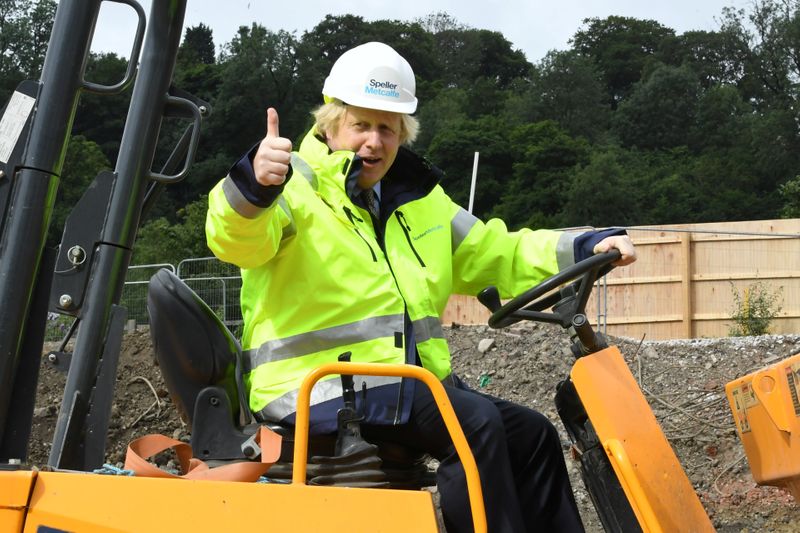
[29,324,800,532]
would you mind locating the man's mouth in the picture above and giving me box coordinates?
[362,157,381,165]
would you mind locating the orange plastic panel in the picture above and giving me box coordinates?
[572,347,714,533]
[726,351,800,502]
[22,471,438,532]
[0,470,37,532]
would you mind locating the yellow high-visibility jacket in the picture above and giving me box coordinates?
[206,127,578,432]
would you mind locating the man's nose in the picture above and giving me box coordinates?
[364,129,381,148]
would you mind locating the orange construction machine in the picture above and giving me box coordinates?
[0,1,795,532]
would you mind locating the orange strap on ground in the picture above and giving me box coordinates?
[124,426,281,482]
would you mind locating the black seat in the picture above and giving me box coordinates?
[147,268,434,488]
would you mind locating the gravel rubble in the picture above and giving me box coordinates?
[28,325,800,531]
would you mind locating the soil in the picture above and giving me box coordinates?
[28,324,800,532]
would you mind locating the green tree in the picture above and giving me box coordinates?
[745,109,800,196]
[414,87,468,150]
[718,1,800,107]
[571,16,676,107]
[779,175,800,217]
[134,196,211,265]
[613,64,700,150]
[426,116,513,218]
[689,84,749,152]
[211,25,301,154]
[493,121,590,229]
[668,29,750,88]
[424,25,531,90]
[0,0,56,102]
[560,146,644,227]
[503,50,610,140]
[72,53,131,160]
[49,135,112,246]
[178,23,216,67]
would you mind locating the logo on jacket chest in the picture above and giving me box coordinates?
[413,225,444,241]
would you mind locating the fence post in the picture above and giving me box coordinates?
[681,232,693,338]
[220,277,227,324]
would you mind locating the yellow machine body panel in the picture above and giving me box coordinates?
[3,470,438,532]
[0,470,36,532]
[0,362,484,533]
[571,346,714,533]
[725,351,800,502]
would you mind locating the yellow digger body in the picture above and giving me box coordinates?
[2,469,437,532]
[571,346,715,532]
[725,351,800,502]
[1,362,485,533]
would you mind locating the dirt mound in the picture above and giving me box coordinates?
[29,324,800,531]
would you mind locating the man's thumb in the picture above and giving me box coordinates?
[266,107,280,138]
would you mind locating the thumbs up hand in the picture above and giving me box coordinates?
[254,108,292,186]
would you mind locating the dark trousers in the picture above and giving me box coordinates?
[363,376,585,533]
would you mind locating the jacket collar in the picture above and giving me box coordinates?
[296,126,444,210]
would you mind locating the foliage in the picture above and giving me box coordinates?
[728,281,784,336]
[507,50,611,140]
[72,52,132,160]
[560,146,644,227]
[134,196,210,266]
[571,16,675,106]
[178,23,216,66]
[0,0,56,102]
[49,135,112,246]
[613,64,700,149]
[5,4,800,263]
[496,120,590,229]
[426,115,512,218]
[779,175,800,217]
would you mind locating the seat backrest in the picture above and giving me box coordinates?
[147,268,250,427]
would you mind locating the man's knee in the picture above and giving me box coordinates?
[453,392,506,440]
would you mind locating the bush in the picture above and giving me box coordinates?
[728,281,783,337]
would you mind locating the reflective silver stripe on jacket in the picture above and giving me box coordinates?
[277,196,296,240]
[412,316,445,343]
[291,153,318,189]
[451,208,478,251]
[257,375,402,422]
[222,175,266,219]
[242,314,405,373]
[556,232,578,271]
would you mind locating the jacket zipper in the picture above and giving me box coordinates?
[343,206,377,262]
[345,204,414,423]
[395,211,426,267]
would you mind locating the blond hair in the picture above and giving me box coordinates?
[312,99,419,145]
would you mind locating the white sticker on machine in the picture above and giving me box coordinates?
[0,91,36,164]
[731,382,757,433]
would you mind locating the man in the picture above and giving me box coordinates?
[206,41,635,532]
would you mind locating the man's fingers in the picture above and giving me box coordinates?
[594,236,637,266]
[254,137,293,186]
[266,107,280,138]
[255,108,292,186]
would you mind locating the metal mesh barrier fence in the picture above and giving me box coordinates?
[44,259,244,342]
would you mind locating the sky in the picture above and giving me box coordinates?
[89,0,752,64]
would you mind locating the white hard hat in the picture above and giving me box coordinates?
[322,42,417,114]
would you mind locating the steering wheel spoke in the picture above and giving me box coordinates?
[480,250,621,330]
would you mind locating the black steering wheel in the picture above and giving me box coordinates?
[478,250,621,330]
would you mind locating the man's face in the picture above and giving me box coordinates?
[326,105,402,189]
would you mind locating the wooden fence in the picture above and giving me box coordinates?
[442,219,800,340]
